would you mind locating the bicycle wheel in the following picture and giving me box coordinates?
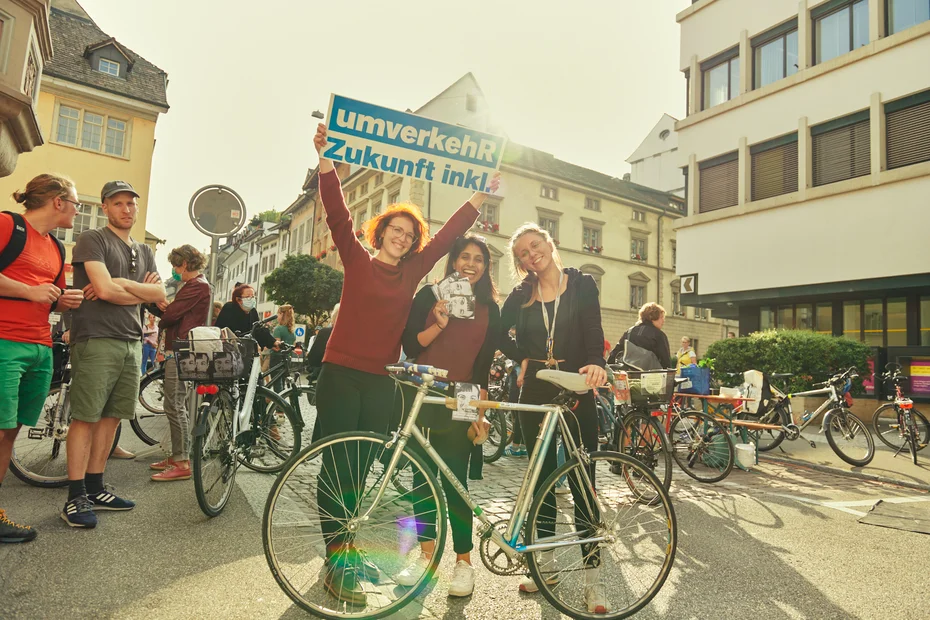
[616,413,672,499]
[192,390,237,517]
[824,408,874,467]
[263,431,447,619]
[739,401,789,452]
[669,411,734,483]
[872,404,929,452]
[138,368,166,414]
[238,386,302,474]
[525,451,677,620]
[482,409,508,464]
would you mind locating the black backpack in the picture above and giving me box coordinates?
[0,211,66,305]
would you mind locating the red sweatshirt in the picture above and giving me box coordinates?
[319,169,479,375]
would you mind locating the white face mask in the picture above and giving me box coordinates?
[241,297,256,311]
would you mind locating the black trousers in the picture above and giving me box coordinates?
[314,363,397,556]
[519,364,601,566]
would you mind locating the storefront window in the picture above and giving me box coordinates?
[760,306,774,330]
[887,298,907,346]
[843,301,861,340]
[777,306,795,329]
[863,299,883,346]
[921,297,930,346]
[797,305,814,330]
[816,302,833,335]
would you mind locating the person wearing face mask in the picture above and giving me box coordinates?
[310,124,499,605]
[147,245,210,481]
[395,234,500,598]
[214,284,260,336]
[500,222,609,614]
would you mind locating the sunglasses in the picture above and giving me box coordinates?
[130,246,137,274]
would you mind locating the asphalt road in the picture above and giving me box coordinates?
[2,400,929,620]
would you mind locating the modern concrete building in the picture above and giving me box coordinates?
[675,0,930,394]
[626,114,686,197]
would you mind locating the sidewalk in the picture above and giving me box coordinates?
[759,430,930,491]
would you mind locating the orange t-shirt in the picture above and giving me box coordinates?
[0,213,65,347]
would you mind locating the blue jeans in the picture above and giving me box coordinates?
[141,343,157,375]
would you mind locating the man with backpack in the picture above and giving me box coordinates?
[0,174,84,543]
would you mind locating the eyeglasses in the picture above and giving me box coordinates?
[386,224,416,245]
[129,246,137,274]
[60,197,84,211]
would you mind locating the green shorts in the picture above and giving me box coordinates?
[70,338,142,423]
[0,339,53,429]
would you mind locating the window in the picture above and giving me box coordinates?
[480,202,499,227]
[816,302,834,334]
[921,297,930,345]
[702,48,739,109]
[105,119,126,156]
[814,0,869,65]
[760,306,775,330]
[887,298,907,346]
[585,197,601,211]
[797,305,814,330]
[777,306,795,329]
[466,93,478,112]
[98,58,120,76]
[539,216,559,241]
[843,300,862,339]
[261,256,268,272]
[56,105,80,145]
[389,190,400,205]
[684,69,691,116]
[582,226,601,251]
[54,202,108,243]
[297,224,305,252]
[630,285,646,309]
[753,23,798,88]
[699,152,738,213]
[885,90,930,170]
[695,307,708,320]
[372,200,382,217]
[360,182,368,195]
[540,185,558,200]
[864,299,883,346]
[671,242,677,269]
[81,112,103,150]
[630,237,647,261]
[632,210,645,222]
[55,103,128,156]
[887,0,930,34]
[751,134,799,201]
[374,173,383,187]
[812,112,870,186]
[348,190,356,203]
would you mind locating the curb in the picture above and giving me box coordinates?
[759,453,930,493]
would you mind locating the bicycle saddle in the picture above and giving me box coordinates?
[536,369,592,394]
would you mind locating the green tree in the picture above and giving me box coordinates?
[263,254,343,328]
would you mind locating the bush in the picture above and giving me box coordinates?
[704,330,871,395]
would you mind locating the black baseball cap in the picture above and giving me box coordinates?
[101,180,140,202]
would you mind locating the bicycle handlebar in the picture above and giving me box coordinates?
[389,362,449,379]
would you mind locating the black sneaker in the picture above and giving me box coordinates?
[0,509,37,543]
[88,486,135,511]
[61,496,97,529]
[326,548,382,583]
[323,559,368,605]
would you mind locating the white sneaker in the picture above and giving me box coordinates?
[447,560,475,597]
[519,552,559,593]
[395,554,430,587]
[554,478,571,495]
[584,568,610,614]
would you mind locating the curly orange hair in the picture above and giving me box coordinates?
[365,203,430,256]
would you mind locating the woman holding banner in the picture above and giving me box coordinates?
[311,123,499,605]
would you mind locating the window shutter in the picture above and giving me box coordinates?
[751,140,798,200]
[812,118,870,186]
[886,98,930,170]
[699,158,738,213]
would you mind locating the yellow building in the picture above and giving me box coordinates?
[0,0,169,267]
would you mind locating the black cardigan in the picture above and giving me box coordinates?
[402,287,500,390]
[500,268,606,373]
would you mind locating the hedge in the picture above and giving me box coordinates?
[704,330,871,395]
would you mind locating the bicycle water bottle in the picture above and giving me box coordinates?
[801,410,813,422]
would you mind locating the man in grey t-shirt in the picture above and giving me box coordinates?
[62,181,166,529]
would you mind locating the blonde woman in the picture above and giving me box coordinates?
[269,304,297,391]
[676,336,697,372]
[499,223,609,613]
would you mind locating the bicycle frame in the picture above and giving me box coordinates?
[361,375,607,559]
[785,384,841,433]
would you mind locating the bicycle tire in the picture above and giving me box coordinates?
[525,451,677,619]
[617,413,672,494]
[823,408,874,467]
[872,404,929,452]
[263,431,447,619]
[238,386,302,474]
[192,390,237,517]
[740,402,789,452]
[669,410,734,483]
[482,409,508,464]
[138,367,166,414]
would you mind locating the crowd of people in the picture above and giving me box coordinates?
[0,130,698,614]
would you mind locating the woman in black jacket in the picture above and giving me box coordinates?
[214,284,259,336]
[500,223,607,610]
[608,302,672,369]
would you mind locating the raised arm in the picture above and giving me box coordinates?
[314,123,368,267]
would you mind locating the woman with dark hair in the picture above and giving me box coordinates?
[214,284,259,336]
[500,222,609,614]
[395,234,500,598]
[311,124,499,604]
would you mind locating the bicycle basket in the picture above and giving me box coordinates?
[626,369,677,404]
[173,339,257,383]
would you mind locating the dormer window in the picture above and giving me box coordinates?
[98,58,120,76]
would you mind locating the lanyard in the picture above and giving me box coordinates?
[537,270,563,369]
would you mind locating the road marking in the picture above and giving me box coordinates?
[766,493,930,517]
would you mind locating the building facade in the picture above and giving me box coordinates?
[675,0,930,394]
[626,114,686,197]
[0,0,169,267]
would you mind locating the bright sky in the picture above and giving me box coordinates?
[77,0,689,275]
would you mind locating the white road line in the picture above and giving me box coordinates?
[765,493,930,517]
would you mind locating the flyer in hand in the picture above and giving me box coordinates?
[431,272,475,319]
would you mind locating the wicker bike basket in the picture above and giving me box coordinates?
[173,338,257,383]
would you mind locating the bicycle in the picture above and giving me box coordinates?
[482,353,517,464]
[132,365,167,445]
[871,363,928,464]
[10,340,121,488]
[662,395,736,484]
[182,321,304,517]
[263,362,677,619]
